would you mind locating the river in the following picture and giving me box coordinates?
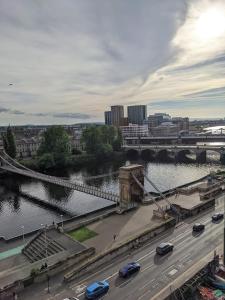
[0,159,224,239]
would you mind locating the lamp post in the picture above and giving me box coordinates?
[21,225,25,244]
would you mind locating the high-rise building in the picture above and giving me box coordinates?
[111,105,124,127]
[127,105,147,125]
[104,111,112,125]
[172,117,189,133]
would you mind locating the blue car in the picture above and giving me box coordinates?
[85,280,109,299]
[119,262,141,278]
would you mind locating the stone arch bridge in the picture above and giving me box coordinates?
[123,145,225,163]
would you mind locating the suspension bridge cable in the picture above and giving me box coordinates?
[131,172,165,214]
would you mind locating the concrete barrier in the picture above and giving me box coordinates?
[64,217,176,282]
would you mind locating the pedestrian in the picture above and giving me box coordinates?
[13,292,18,300]
[113,234,116,241]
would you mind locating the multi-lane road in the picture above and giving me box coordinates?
[21,195,225,300]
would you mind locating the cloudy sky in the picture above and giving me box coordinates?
[0,0,225,125]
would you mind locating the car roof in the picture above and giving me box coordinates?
[121,262,137,271]
[194,223,202,226]
[86,282,103,292]
[158,242,170,248]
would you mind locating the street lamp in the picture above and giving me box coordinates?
[60,215,63,231]
[21,225,25,244]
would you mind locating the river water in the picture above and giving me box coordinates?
[0,159,224,239]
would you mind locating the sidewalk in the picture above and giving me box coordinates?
[83,204,166,253]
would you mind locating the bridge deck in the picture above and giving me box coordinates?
[1,166,119,202]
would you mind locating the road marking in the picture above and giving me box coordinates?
[141,263,154,272]
[139,279,155,290]
[168,268,178,276]
[105,271,118,281]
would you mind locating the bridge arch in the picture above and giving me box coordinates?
[155,149,169,162]
[176,149,196,163]
[126,149,139,159]
[141,149,155,161]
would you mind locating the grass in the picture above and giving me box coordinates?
[68,227,97,242]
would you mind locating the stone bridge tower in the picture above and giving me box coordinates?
[118,164,144,210]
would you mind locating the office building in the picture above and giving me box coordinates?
[172,117,189,133]
[111,105,124,127]
[127,105,147,125]
[120,124,149,138]
[104,111,112,125]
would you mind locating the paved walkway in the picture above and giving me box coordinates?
[83,204,165,253]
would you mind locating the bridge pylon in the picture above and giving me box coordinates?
[118,164,144,211]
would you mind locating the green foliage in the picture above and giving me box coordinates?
[81,125,122,158]
[30,268,40,277]
[38,153,55,169]
[72,148,82,155]
[2,126,17,158]
[38,126,71,169]
[68,227,97,242]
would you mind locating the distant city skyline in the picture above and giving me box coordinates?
[1,0,225,125]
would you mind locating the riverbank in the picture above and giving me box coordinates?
[18,151,126,172]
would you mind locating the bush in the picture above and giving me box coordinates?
[30,268,40,277]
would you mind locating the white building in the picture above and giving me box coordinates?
[120,124,149,138]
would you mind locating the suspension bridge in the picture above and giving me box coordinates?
[0,151,119,202]
[0,151,177,219]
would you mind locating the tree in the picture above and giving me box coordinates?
[81,126,102,154]
[2,126,16,158]
[38,126,71,168]
[82,125,122,157]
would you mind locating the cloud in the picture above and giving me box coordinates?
[0,0,225,124]
[53,113,92,119]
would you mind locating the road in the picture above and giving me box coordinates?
[20,195,225,300]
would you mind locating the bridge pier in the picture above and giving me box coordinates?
[196,150,206,163]
[118,164,144,211]
[220,151,225,164]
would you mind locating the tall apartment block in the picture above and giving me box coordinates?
[104,111,112,125]
[127,105,147,125]
[111,105,124,127]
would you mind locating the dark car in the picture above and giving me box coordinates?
[212,213,224,221]
[193,223,205,232]
[119,262,141,278]
[156,242,174,255]
[85,281,109,299]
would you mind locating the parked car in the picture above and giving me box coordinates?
[212,213,224,221]
[85,281,109,299]
[193,223,205,232]
[156,242,174,255]
[119,262,141,278]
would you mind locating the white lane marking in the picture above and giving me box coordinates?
[141,264,154,273]
[168,268,178,276]
[117,277,134,288]
[139,279,155,291]
[105,271,118,281]
[72,284,86,293]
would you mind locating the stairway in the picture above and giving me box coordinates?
[22,231,65,263]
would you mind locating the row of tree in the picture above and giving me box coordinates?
[2,124,122,169]
[81,125,122,158]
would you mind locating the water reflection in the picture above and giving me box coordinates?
[0,159,224,239]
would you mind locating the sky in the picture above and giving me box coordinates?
[0,0,225,125]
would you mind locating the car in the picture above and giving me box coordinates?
[212,213,224,221]
[85,280,109,299]
[193,223,205,232]
[119,262,141,278]
[156,242,174,255]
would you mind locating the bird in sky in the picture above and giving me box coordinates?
[8,83,13,86]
